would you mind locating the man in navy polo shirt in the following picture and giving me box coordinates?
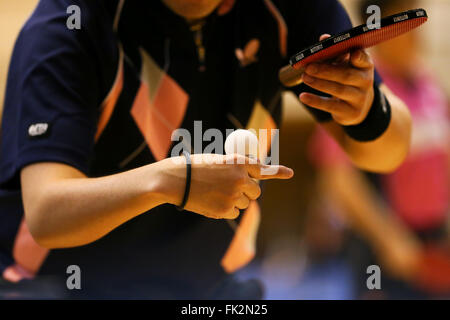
[0,0,411,299]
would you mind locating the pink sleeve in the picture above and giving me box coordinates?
[308,127,350,168]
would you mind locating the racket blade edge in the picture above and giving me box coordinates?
[292,15,428,70]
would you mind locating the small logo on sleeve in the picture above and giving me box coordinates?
[235,39,260,67]
[28,123,50,138]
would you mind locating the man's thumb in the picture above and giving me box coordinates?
[247,164,294,180]
[350,49,372,69]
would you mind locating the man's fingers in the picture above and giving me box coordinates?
[304,63,370,87]
[302,74,362,103]
[246,164,294,180]
[226,154,293,181]
[242,178,261,200]
[334,52,350,64]
[235,194,250,210]
[299,92,358,118]
[350,49,373,69]
[226,207,240,220]
[256,165,294,180]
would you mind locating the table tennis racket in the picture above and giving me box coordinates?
[279,8,428,87]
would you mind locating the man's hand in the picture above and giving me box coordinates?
[159,153,294,219]
[299,34,375,126]
[21,155,293,248]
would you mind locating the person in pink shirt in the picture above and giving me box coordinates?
[376,56,449,232]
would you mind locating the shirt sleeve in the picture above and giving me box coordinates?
[279,0,383,121]
[0,3,101,185]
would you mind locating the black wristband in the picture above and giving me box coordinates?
[342,84,391,142]
[176,150,191,211]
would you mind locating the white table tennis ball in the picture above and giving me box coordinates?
[224,129,259,159]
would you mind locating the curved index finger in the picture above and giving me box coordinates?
[304,62,367,87]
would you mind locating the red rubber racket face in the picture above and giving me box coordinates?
[290,9,428,70]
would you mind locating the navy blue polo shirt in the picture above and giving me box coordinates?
[0,0,381,298]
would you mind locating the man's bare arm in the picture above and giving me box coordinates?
[321,84,412,173]
[21,155,293,249]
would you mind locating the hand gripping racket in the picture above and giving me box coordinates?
[279,8,428,87]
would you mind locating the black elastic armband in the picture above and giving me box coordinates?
[342,85,391,142]
[176,150,191,211]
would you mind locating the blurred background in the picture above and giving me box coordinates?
[1,0,449,299]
